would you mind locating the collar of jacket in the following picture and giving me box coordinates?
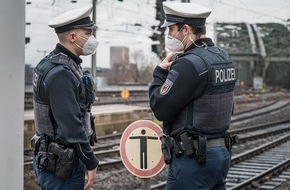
[54,43,82,65]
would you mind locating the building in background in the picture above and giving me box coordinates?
[110,46,129,67]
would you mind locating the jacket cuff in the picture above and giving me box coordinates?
[84,155,99,170]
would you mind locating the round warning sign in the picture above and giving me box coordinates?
[120,120,165,178]
[121,89,130,100]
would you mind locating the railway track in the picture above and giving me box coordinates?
[151,133,290,190]
[95,100,290,167]
[24,99,287,156]
[24,96,290,189]
[231,99,290,123]
[230,118,290,142]
[25,89,289,110]
[24,105,290,169]
[25,118,290,173]
[93,116,290,189]
[142,109,290,189]
[227,133,290,189]
[24,133,123,169]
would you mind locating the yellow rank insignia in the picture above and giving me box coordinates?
[160,79,173,95]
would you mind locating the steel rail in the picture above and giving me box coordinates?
[150,131,290,190]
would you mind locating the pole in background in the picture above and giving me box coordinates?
[151,0,166,60]
[92,0,97,85]
[0,1,25,189]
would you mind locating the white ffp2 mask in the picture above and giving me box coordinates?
[74,34,99,55]
[166,35,185,52]
[165,27,188,52]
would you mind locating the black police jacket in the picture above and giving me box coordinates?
[149,38,236,135]
[33,43,99,170]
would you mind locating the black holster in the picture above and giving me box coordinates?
[197,136,207,164]
[33,134,56,172]
[172,137,184,157]
[180,132,207,164]
[160,135,173,164]
[31,134,75,180]
[48,142,75,180]
[180,132,195,156]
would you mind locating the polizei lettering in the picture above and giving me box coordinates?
[212,66,237,86]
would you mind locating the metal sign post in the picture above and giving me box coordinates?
[141,178,151,190]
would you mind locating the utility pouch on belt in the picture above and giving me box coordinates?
[160,135,173,164]
[225,132,239,152]
[48,142,75,180]
[180,132,195,156]
[31,134,41,156]
[197,136,207,164]
[172,137,184,157]
[35,135,55,172]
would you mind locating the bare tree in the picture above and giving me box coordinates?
[107,50,160,85]
[130,50,160,84]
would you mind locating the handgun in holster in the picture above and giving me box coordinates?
[160,135,173,165]
[48,142,75,180]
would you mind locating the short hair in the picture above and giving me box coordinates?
[56,31,71,43]
[176,23,206,35]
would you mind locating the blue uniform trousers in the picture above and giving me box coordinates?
[33,157,86,190]
[166,147,230,190]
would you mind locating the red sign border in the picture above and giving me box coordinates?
[120,120,165,178]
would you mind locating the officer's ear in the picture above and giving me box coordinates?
[183,24,192,35]
[68,33,75,43]
[68,31,77,43]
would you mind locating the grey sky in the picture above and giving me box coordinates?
[25,0,290,68]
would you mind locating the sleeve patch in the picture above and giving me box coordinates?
[33,69,43,93]
[160,79,173,95]
[160,70,179,95]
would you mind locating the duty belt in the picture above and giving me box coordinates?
[177,132,226,164]
[160,132,238,165]
[179,137,225,149]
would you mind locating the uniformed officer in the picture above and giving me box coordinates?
[149,2,237,190]
[32,5,99,190]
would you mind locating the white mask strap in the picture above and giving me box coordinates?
[73,33,88,50]
[74,41,83,50]
[73,33,88,41]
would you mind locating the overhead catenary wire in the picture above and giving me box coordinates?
[216,0,288,22]
[26,0,157,35]
[26,0,290,68]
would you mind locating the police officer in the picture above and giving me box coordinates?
[149,2,237,190]
[32,5,99,190]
